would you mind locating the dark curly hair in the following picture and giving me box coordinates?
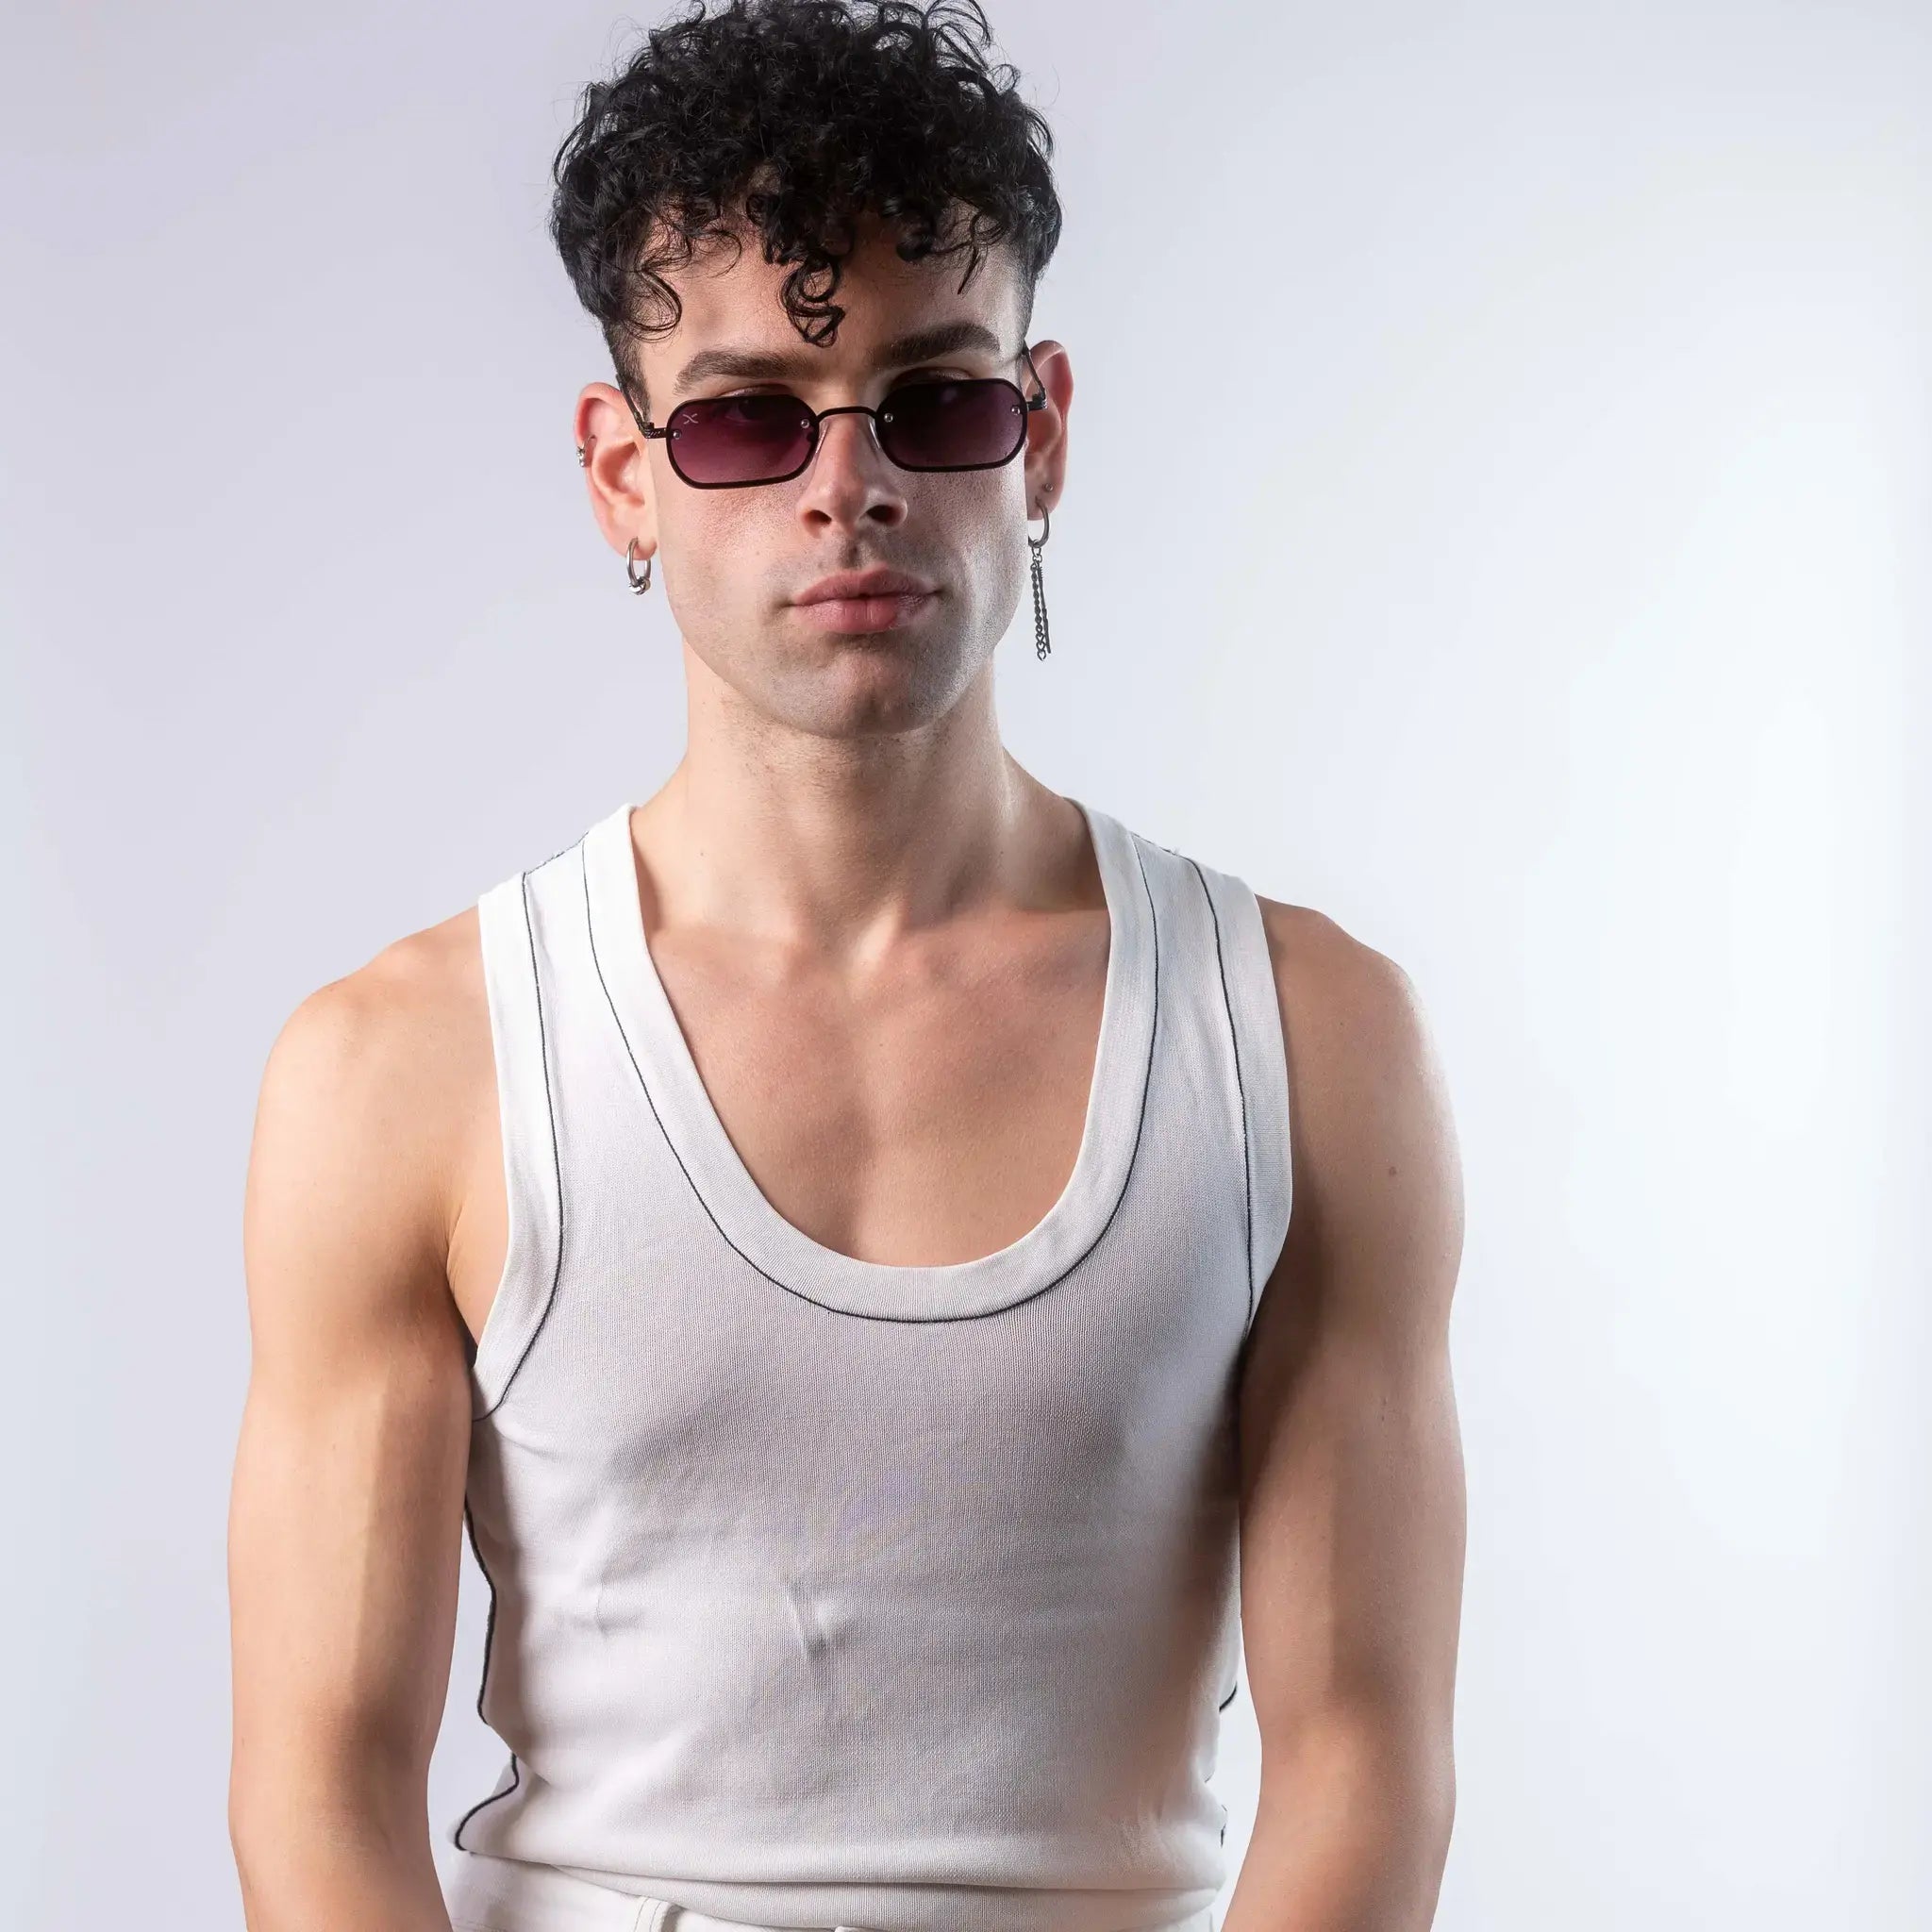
[548,0,1062,416]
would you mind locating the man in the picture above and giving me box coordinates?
[226,3,1466,1930]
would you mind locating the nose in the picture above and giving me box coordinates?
[795,408,908,529]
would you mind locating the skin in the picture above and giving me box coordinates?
[226,204,1465,1931]
[1224,918,1465,1932]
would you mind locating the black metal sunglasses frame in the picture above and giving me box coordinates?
[622,345,1048,490]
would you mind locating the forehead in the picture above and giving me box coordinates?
[640,209,1023,395]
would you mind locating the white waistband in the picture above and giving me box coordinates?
[443,1850,1215,1932]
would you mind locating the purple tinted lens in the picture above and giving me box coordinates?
[879,379,1026,469]
[669,393,814,484]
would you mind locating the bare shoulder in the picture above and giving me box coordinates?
[243,902,494,1350]
[1248,892,1464,1338]
[272,899,483,1054]
[1253,892,1426,1047]
[255,902,490,1185]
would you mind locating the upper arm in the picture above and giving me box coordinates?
[226,936,478,1853]
[1236,904,1466,1793]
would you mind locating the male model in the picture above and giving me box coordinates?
[226,5,1466,1931]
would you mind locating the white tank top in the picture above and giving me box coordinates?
[442,796,1292,1932]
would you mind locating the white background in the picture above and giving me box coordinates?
[3,2,1925,1926]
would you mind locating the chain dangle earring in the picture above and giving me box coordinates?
[625,536,653,595]
[1027,499,1052,659]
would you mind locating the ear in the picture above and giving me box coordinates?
[575,380,658,566]
[1019,339,1072,519]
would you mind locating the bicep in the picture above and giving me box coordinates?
[1236,924,1466,1774]
[228,974,475,1842]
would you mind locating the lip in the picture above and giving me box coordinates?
[792,567,937,605]
[791,588,939,634]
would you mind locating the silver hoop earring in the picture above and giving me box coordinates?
[1026,503,1052,659]
[625,537,653,595]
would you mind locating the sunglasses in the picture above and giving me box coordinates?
[625,349,1047,490]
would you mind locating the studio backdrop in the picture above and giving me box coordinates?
[3,2,1925,1928]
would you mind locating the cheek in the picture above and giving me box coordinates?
[662,498,777,606]
[919,477,1028,584]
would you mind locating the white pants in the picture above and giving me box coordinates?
[442,1850,1217,1932]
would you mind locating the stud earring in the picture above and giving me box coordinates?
[625,536,653,594]
[1027,499,1052,659]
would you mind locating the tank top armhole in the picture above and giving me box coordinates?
[1197,868,1293,1341]
[468,871,564,1422]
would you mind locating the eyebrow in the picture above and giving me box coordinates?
[670,319,1008,396]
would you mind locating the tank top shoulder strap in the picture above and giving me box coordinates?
[1199,860,1292,1336]
[1136,835,1293,1340]
[469,843,579,1421]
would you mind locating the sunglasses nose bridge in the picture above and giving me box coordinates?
[804,402,891,472]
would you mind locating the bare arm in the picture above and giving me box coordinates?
[1224,909,1467,1932]
[227,938,479,1931]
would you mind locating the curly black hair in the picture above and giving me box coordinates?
[548,0,1062,416]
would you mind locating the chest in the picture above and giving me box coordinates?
[640,908,1114,1270]
[451,909,1117,1349]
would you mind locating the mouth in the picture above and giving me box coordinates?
[789,588,941,634]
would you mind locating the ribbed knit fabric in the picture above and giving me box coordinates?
[441,797,1292,1932]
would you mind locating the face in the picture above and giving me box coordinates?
[575,208,1071,739]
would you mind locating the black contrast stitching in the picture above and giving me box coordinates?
[581,826,1160,1325]
[473,858,574,1423]
[454,839,584,1839]
[1184,857,1254,1336]
[451,1495,520,1848]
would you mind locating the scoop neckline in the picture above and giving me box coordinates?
[581,793,1158,1323]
